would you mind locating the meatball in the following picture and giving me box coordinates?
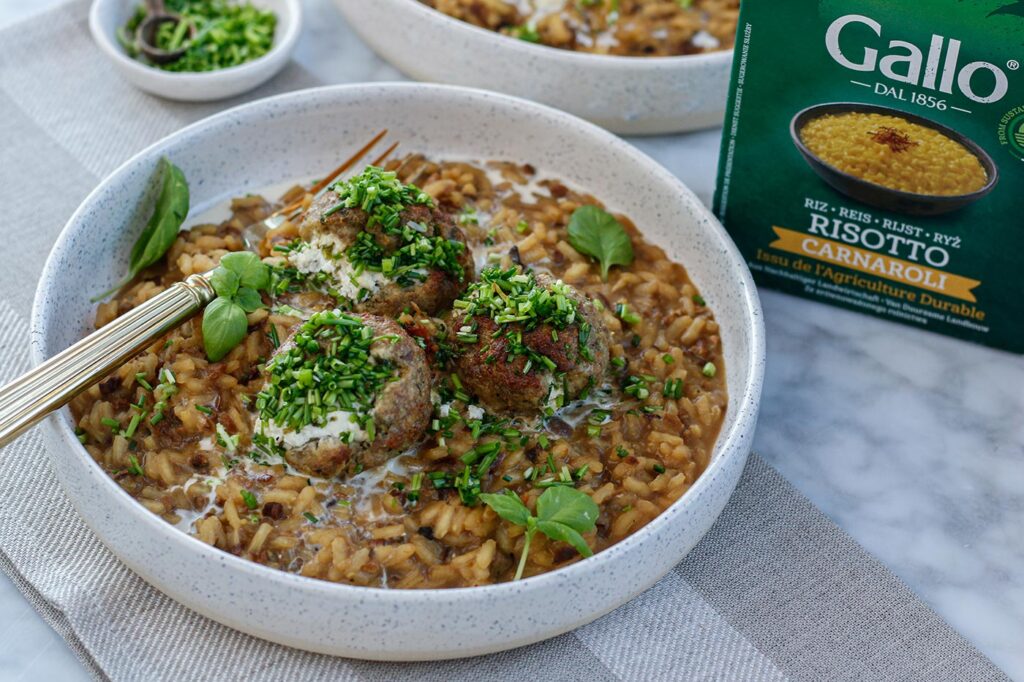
[296,191,474,317]
[259,313,431,479]
[449,272,610,415]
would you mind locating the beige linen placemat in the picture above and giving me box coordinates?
[0,1,1009,679]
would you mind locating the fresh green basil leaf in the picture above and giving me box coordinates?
[479,490,532,527]
[202,297,248,362]
[536,520,593,558]
[220,251,270,290]
[209,267,240,298]
[567,205,634,281]
[535,486,599,534]
[128,157,189,277]
[235,286,264,313]
[93,158,189,301]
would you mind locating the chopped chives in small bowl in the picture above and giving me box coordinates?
[118,0,277,73]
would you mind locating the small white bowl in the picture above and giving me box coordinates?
[335,0,733,135]
[89,0,302,102]
[32,83,763,660]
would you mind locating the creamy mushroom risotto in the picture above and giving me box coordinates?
[72,155,727,587]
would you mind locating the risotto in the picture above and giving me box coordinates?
[800,112,989,196]
[419,0,740,57]
[71,155,727,588]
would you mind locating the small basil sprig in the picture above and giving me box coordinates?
[567,205,634,281]
[480,486,599,580]
[94,157,189,301]
[202,252,270,362]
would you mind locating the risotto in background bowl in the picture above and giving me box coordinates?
[791,102,999,216]
[31,83,763,659]
[333,0,736,135]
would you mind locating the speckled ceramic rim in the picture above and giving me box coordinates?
[88,0,302,85]
[397,0,733,68]
[31,83,763,608]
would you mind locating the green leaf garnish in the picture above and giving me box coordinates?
[201,252,271,362]
[202,297,249,362]
[567,205,634,281]
[480,486,598,580]
[209,267,240,298]
[94,157,189,300]
[220,251,271,290]
[234,287,263,313]
[479,489,532,527]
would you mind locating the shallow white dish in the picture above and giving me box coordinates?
[32,83,763,660]
[89,0,302,102]
[334,0,733,135]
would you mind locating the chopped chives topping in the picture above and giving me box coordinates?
[240,489,259,510]
[123,413,143,439]
[702,362,717,378]
[663,378,684,399]
[624,375,650,400]
[127,455,144,476]
[693,294,706,306]
[454,267,579,331]
[100,417,120,431]
[135,373,153,391]
[611,356,627,370]
[615,302,642,325]
[616,445,630,458]
[407,472,424,503]
[303,511,319,523]
[195,404,213,415]
[328,166,466,286]
[653,463,666,474]
[662,353,675,364]
[255,310,396,435]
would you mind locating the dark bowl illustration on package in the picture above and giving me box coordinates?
[791,102,999,216]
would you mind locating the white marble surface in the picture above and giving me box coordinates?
[0,1,1021,680]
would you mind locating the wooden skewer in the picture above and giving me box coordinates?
[371,141,400,167]
[272,129,389,218]
[308,128,389,196]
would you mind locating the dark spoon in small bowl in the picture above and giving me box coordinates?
[135,0,196,64]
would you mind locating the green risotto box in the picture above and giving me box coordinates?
[714,0,1024,353]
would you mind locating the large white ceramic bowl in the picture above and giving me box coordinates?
[31,83,763,660]
[335,0,733,135]
[89,0,302,102]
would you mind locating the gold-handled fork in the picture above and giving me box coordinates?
[0,131,397,448]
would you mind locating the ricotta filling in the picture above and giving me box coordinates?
[543,378,565,415]
[262,410,368,449]
[289,235,388,301]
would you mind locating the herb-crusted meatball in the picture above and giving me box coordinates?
[291,166,474,316]
[255,310,431,479]
[447,267,609,415]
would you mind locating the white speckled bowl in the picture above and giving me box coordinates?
[334,0,733,135]
[89,0,302,102]
[31,84,763,660]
